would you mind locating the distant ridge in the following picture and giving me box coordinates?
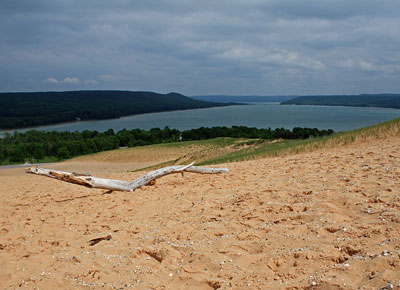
[0,90,234,129]
[281,93,400,109]
[191,95,295,103]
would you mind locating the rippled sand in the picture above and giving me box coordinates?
[1,136,399,289]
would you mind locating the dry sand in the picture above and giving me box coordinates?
[0,136,399,289]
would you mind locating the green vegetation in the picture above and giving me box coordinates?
[181,126,333,140]
[0,90,234,129]
[198,117,400,165]
[281,93,400,109]
[0,126,333,165]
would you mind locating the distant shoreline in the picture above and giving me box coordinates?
[281,103,400,110]
[281,93,400,109]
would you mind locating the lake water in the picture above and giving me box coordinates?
[2,103,400,135]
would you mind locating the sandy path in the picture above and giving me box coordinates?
[0,137,399,289]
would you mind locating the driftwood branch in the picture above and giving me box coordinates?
[25,162,229,192]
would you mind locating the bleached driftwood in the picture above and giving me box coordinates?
[25,162,228,192]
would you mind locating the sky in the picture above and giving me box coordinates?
[1,0,400,96]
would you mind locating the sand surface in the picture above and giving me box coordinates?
[0,137,399,289]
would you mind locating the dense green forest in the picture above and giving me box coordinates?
[0,126,334,164]
[281,94,400,109]
[0,90,233,129]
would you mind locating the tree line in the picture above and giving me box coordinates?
[0,126,334,164]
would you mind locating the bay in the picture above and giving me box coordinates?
[2,103,400,136]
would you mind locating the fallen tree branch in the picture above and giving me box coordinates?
[25,162,229,192]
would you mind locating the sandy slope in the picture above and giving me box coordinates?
[0,136,399,290]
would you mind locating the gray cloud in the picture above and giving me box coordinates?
[1,0,400,94]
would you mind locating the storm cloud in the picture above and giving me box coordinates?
[1,0,399,95]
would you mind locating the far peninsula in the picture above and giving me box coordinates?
[281,93,400,109]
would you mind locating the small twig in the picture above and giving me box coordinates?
[88,235,112,246]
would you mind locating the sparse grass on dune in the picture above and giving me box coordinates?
[292,116,400,154]
[69,138,251,171]
[73,144,196,163]
[72,137,247,164]
[68,118,400,169]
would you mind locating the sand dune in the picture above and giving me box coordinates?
[1,136,399,289]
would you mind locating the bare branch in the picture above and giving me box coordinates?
[26,163,229,192]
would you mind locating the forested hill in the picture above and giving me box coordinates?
[0,90,234,129]
[281,94,400,109]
